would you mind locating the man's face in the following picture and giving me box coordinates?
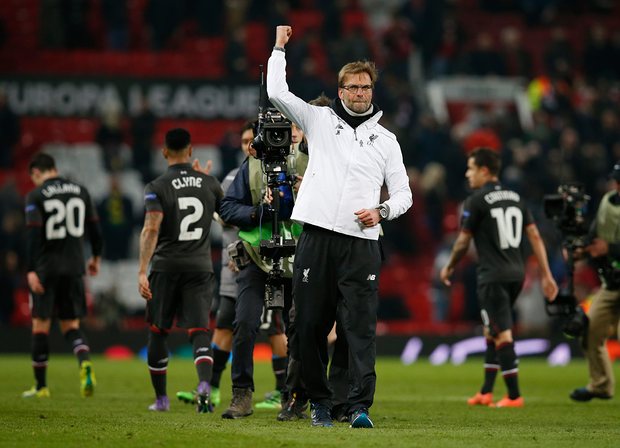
[465,157,488,189]
[30,168,44,186]
[338,72,373,114]
[241,129,256,157]
[291,123,304,144]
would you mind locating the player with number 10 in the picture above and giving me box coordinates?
[440,147,558,408]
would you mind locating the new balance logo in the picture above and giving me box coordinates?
[302,268,310,283]
[366,274,376,281]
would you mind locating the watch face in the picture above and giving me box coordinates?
[380,207,388,219]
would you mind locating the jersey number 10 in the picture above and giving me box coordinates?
[490,206,523,249]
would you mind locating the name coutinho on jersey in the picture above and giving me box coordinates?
[171,176,203,190]
[483,190,520,204]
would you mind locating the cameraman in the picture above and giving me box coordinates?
[267,26,413,428]
[570,162,620,402]
[219,118,307,419]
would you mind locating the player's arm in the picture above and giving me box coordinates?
[220,161,269,227]
[84,190,103,276]
[440,230,472,287]
[138,211,162,300]
[526,224,559,301]
[24,196,45,294]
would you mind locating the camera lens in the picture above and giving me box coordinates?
[266,129,290,147]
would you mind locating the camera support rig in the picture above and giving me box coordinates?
[253,64,296,309]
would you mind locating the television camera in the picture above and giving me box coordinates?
[543,183,590,339]
[252,65,297,309]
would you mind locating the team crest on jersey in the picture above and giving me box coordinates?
[302,268,310,283]
[368,134,378,145]
[335,124,344,135]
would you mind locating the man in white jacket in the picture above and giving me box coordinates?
[267,25,412,428]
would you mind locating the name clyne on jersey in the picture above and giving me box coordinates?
[172,176,203,189]
[42,183,81,197]
[484,190,520,204]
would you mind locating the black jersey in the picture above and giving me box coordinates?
[144,163,222,273]
[25,176,102,277]
[461,182,534,285]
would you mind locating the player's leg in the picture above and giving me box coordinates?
[23,278,56,398]
[486,282,524,408]
[179,272,216,413]
[329,313,350,423]
[256,309,287,410]
[145,272,177,411]
[467,324,496,406]
[60,319,95,397]
[58,275,95,397]
[211,295,236,406]
[23,317,52,398]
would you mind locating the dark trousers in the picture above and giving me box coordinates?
[231,262,291,390]
[286,298,350,410]
[293,225,380,411]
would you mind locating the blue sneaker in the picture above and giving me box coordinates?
[349,408,373,428]
[310,402,333,427]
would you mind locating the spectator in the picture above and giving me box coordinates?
[96,101,125,172]
[97,176,134,262]
[102,0,129,51]
[499,27,532,79]
[463,32,505,77]
[544,27,575,80]
[130,96,157,183]
[0,89,20,169]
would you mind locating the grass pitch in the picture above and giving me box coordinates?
[1,355,619,447]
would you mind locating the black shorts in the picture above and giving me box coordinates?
[30,275,86,320]
[478,281,522,337]
[215,294,284,336]
[146,271,215,330]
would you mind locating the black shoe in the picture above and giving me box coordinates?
[310,402,333,427]
[331,406,349,423]
[570,387,612,402]
[277,393,309,421]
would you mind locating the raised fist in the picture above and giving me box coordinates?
[275,25,292,47]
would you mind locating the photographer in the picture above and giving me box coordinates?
[267,26,412,428]
[570,162,620,402]
[219,118,307,419]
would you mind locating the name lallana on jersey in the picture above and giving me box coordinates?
[41,183,81,197]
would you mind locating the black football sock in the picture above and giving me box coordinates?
[272,355,288,393]
[32,332,49,390]
[497,342,520,399]
[189,328,213,384]
[481,339,499,394]
[64,328,91,366]
[147,327,169,397]
[211,343,230,389]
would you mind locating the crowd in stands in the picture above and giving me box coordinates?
[0,0,619,333]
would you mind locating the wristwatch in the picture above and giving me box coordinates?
[377,204,389,220]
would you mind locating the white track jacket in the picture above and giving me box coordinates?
[267,49,413,240]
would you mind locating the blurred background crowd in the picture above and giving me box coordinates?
[0,0,619,337]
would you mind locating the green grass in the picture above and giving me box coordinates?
[1,355,619,447]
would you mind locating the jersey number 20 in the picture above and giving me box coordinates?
[490,206,522,249]
[44,198,85,240]
[178,197,204,241]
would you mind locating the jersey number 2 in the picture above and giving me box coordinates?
[44,198,85,240]
[490,206,522,249]
[178,197,204,241]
